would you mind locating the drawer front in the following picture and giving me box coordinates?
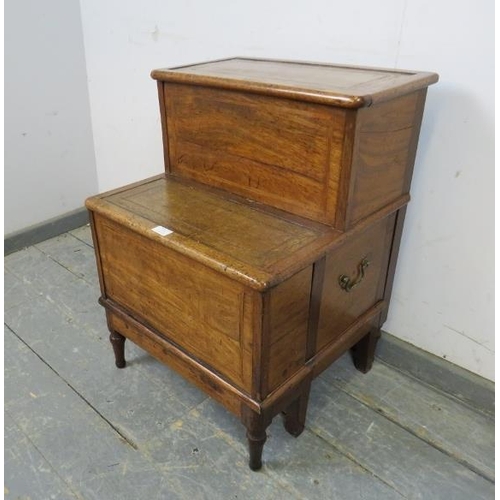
[315,214,396,352]
[94,215,254,392]
[163,83,346,224]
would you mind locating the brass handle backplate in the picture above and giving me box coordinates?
[338,258,370,292]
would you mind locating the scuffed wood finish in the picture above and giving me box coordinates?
[282,382,312,437]
[156,81,171,173]
[87,58,438,470]
[379,206,408,326]
[104,304,259,417]
[86,177,415,469]
[86,175,337,290]
[305,256,327,360]
[164,83,345,224]
[346,90,428,226]
[241,405,270,471]
[351,327,382,374]
[86,175,399,451]
[94,214,253,392]
[265,267,312,395]
[152,57,438,108]
[153,59,437,228]
[316,215,396,353]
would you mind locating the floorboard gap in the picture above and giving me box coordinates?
[68,229,94,249]
[5,323,139,452]
[33,244,93,285]
[375,358,494,420]
[307,426,409,499]
[5,408,86,500]
[330,381,494,483]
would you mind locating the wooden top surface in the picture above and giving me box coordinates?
[151,57,438,108]
[86,175,342,290]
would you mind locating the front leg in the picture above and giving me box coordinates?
[109,331,126,368]
[241,407,270,471]
[247,428,267,471]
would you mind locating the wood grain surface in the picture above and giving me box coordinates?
[164,83,344,224]
[94,214,253,391]
[85,57,439,470]
[347,90,427,225]
[154,60,436,228]
[316,214,396,352]
[152,57,438,108]
[265,267,312,394]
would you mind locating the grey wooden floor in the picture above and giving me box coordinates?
[4,225,495,500]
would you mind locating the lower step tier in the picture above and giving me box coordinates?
[88,174,404,469]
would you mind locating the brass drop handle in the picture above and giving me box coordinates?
[338,258,370,292]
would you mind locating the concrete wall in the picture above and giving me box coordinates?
[5,0,97,235]
[78,0,494,380]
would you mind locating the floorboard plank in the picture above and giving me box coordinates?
[5,246,104,338]
[308,377,494,500]
[5,239,209,420]
[5,413,81,500]
[69,225,94,248]
[4,268,39,311]
[4,250,294,498]
[35,232,99,286]
[5,326,290,500]
[139,407,297,500]
[4,294,206,432]
[4,235,496,500]
[5,327,183,500]
[321,354,495,480]
[194,397,405,499]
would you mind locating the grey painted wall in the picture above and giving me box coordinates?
[5,0,97,235]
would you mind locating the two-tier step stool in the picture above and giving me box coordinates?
[86,58,438,470]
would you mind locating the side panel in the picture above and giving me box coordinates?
[348,90,427,225]
[264,266,313,395]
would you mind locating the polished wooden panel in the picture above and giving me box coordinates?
[105,305,259,417]
[88,58,438,470]
[311,309,383,378]
[153,60,437,229]
[152,57,438,108]
[166,83,338,181]
[94,214,253,391]
[265,267,312,394]
[379,207,408,326]
[86,175,335,290]
[316,214,396,353]
[156,81,171,173]
[268,267,313,346]
[164,83,345,224]
[305,257,327,359]
[347,90,427,225]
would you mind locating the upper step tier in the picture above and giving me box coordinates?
[152,58,438,229]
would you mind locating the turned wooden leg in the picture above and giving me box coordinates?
[282,384,311,437]
[241,407,269,471]
[351,328,381,374]
[247,427,267,471]
[109,331,126,368]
